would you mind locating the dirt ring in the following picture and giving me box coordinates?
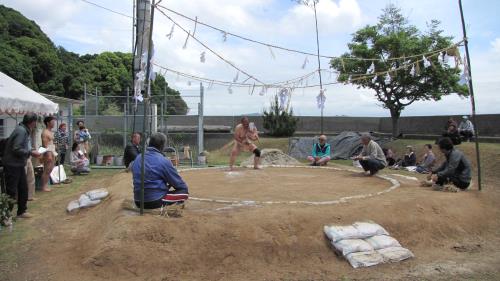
[179,165,400,206]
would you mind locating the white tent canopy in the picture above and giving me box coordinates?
[0,71,58,115]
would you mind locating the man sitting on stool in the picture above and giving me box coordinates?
[307,135,331,166]
[353,133,387,176]
[131,133,189,209]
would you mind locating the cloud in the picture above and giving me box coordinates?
[491,37,500,55]
[279,0,362,36]
[2,0,83,33]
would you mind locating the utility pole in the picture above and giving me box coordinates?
[198,82,204,162]
[458,0,482,191]
[136,0,155,215]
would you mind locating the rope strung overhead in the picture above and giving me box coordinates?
[155,4,464,62]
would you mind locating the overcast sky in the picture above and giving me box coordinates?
[2,0,500,116]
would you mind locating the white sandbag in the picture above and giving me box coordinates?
[353,222,389,237]
[66,200,80,213]
[377,246,414,262]
[332,239,374,256]
[324,225,362,242]
[345,251,384,268]
[365,235,401,250]
[86,188,109,201]
[78,194,101,208]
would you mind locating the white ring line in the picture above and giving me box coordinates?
[179,165,400,206]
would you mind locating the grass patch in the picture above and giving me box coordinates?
[0,169,119,269]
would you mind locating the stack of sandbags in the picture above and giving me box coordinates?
[67,188,109,214]
[324,222,414,268]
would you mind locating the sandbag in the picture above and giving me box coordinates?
[332,239,374,256]
[78,194,101,208]
[345,251,384,268]
[324,225,362,242]
[365,235,401,250]
[86,188,109,201]
[377,246,414,262]
[66,200,80,213]
[353,222,389,237]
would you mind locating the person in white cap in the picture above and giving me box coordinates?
[458,116,474,142]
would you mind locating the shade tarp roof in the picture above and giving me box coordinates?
[0,71,58,115]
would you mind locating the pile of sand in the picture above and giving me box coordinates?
[240,148,300,167]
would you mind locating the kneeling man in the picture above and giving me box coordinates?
[427,137,471,191]
[353,133,387,176]
[307,135,331,166]
[132,133,189,209]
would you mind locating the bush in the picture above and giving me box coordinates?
[262,95,298,137]
[0,193,15,232]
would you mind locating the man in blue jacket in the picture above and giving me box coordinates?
[307,135,331,166]
[131,132,189,209]
[2,113,41,218]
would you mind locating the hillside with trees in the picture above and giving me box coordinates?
[0,5,187,115]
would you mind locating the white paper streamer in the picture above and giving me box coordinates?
[410,65,416,76]
[249,83,256,95]
[221,31,227,42]
[259,86,267,96]
[228,84,233,94]
[371,75,378,84]
[166,24,175,39]
[384,73,391,84]
[423,56,431,68]
[366,62,375,74]
[187,81,192,86]
[268,45,275,59]
[233,71,239,83]
[200,51,206,63]
[302,56,309,69]
[183,31,190,49]
[316,89,326,110]
[278,88,290,111]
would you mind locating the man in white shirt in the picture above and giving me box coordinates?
[353,134,387,176]
[458,116,474,142]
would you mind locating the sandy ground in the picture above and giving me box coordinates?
[2,166,500,281]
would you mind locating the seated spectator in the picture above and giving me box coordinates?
[458,115,474,142]
[307,135,331,166]
[132,133,189,209]
[382,148,396,166]
[124,132,141,168]
[416,144,436,173]
[445,117,457,131]
[352,133,387,176]
[442,124,461,145]
[426,137,472,191]
[70,142,90,175]
[391,146,416,169]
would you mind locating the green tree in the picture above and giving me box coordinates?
[150,74,188,115]
[262,95,298,137]
[331,4,467,136]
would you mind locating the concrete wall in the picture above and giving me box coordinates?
[77,114,500,137]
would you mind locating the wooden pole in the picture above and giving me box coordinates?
[458,0,482,190]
